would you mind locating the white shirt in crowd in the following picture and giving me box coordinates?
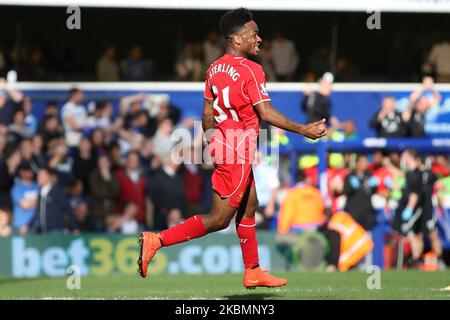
[127,170,140,183]
[61,101,87,147]
[163,165,176,177]
[40,184,52,199]
[153,131,174,158]
[120,218,138,235]
[271,38,299,76]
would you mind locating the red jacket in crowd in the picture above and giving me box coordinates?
[115,168,147,223]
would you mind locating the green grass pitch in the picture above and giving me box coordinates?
[1,270,449,300]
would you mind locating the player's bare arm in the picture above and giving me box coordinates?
[202,98,215,141]
[255,100,326,140]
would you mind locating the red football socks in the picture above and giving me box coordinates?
[236,215,259,269]
[159,215,207,247]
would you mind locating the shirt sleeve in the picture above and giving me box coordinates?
[203,79,213,100]
[246,64,271,106]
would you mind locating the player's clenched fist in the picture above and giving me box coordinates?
[302,118,327,140]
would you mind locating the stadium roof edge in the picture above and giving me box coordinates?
[1,0,450,13]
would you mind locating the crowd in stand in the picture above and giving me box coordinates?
[1,30,449,83]
[0,74,448,240]
[0,74,449,269]
[0,81,213,235]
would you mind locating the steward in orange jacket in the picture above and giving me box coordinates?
[278,170,326,233]
[327,211,374,271]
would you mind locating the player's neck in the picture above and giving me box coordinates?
[225,47,248,59]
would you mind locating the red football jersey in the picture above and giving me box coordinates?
[204,53,271,133]
[204,54,270,163]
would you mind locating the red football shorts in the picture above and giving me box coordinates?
[208,119,257,208]
[212,162,255,208]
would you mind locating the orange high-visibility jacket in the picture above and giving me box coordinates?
[278,184,326,234]
[327,211,374,271]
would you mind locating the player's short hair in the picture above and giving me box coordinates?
[219,7,254,40]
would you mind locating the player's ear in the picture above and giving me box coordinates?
[233,34,242,46]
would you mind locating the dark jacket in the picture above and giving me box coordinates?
[148,168,185,230]
[343,171,377,230]
[407,110,426,138]
[30,184,73,233]
[301,93,331,123]
[89,169,120,221]
[0,157,14,210]
[370,110,406,138]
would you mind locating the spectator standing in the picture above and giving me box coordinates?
[31,135,46,169]
[8,109,33,144]
[138,138,161,176]
[277,170,326,234]
[38,101,61,133]
[116,151,147,225]
[73,137,97,193]
[29,167,73,233]
[47,141,74,188]
[91,128,108,156]
[11,162,39,234]
[370,96,406,138]
[61,88,87,147]
[153,118,175,159]
[271,32,299,81]
[0,77,24,126]
[181,149,203,218]
[343,155,378,231]
[19,138,45,173]
[301,74,333,123]
[403,76,441,138]
[149,156,185,230]
[97,46,120,81]
[175,43,203,81]
[203,31,224,67]
[423,36,450,83]
[89,155,120,231]
[120,46,154,81]
[40,115,64,149]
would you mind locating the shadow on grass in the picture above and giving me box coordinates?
[223,292,281,300]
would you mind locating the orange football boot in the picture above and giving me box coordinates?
[243,267,288,289]
[137,232,162,278]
